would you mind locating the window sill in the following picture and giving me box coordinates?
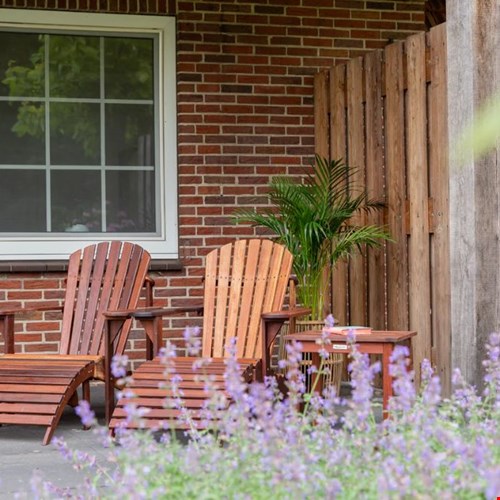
[0,259,183,273]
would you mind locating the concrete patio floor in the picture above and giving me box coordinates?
[0,383,110,499]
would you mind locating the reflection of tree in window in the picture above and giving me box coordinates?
[2,35,154,164]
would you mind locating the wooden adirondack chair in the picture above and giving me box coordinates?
[105,239,309,430]
[0,241,152,445]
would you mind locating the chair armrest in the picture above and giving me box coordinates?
[104,304,204,371]
[0,303,64,316]
[103,304,203,320]
[0,303,64,354]
[260,307,311,380]
[261,307,311,321]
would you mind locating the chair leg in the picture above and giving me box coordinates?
[81,380,92,430]
[42,367,95,445]
[68,391,79,407]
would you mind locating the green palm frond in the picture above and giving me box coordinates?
[233,155,391,318]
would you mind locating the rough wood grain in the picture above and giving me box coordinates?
[364,49,386,330]
[428,23,451,395]
[385,41,409,332]
[406,32,432,383]
[329,64,349,325]
[346,56,367,325]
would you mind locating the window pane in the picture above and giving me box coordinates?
[105,104,154,166]
[0,32,45,97]
[0,170,46,231]
[51,170,101,232]
[50,102,100,165]
[49,35,100,98]
[106,170,155,232]
[105,37,153,100]
[0,101,45,165]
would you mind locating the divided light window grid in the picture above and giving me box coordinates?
[0,30,159,234]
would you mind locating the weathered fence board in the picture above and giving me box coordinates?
[427,24,451,394]
[329,65,349,326]
[406,32,432,384]
[365,50,385,330]
[314,23,450,389]
[385,41,409,334]
[346,57,367,326]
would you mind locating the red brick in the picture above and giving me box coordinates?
[23,343,59,353]
[397,21,425,31]
[0,280,23,289]
[15,333,43,342]
[351,29,382,39]
[8,291,43,300]
[351,9,381,19]
[335,19,365,28]
[366,20,396,29]
[334,38,364,48]
[26,321,60,332]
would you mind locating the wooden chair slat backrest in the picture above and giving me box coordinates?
[79,242,111,354]
[59,242,151,356]
[202,240,293,359]
[233,240,260,357]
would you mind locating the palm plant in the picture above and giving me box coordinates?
[234,155,390,320]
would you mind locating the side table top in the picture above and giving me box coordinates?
[284,330,417,343]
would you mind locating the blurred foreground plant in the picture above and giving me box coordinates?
[30,329,500,499]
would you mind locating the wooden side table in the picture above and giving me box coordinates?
[283,330,417,416]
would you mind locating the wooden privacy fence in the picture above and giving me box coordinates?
[314,23,450,391]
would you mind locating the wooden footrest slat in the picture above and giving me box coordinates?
[109,418,199,430]
[133,372,226,382]
[0,403,59,414]
[115,397,208,409]
[0,393,62,404]
[112,408,209,419]
[121,387,224,399]
[0,414,54,425]
[128,379,222,390]
[0,376,75,385]
[0,384,68,394]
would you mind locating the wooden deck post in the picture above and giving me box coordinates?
[447,0,500,387]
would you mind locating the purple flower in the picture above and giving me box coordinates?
[324,314,336,328]
[316,327,332,360]
[183,326,202,356]
[388,344,415,412]
[75,399,96,427]
[346,328,356,344]
[483,332,500,409]
[280,341,306,406]
[111,354,128,379]
[420,359,441,408]
[344,343,380,430]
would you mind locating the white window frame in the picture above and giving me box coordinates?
[0,9,178,260]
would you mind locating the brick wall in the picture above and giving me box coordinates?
[0,0,425,362]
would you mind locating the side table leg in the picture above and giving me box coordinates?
[310,352,323,395]
[382,344,393,418]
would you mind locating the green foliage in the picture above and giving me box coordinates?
[1,34,153,158]
[460,92,500,161]
[234,155,390,318]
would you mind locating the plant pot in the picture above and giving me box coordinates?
[276,320,343,395]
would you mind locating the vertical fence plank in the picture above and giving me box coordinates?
[365,50,386,329]
[346,57,367,325]
[406,32,432,383]
[330,64,349,324]
[385,41,409,332]
[428,24,451,395]
[314,71,330,159]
